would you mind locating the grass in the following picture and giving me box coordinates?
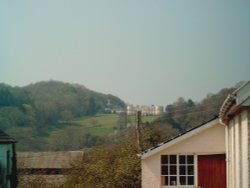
[73,114,119,127]
[72,114,120,135]
[16,113,163,151]
[141,115,161,123]
[47,113,162,137]
[71,114,162,135]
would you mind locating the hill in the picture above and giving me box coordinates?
[0,80,243,151]
[0,81,125,150]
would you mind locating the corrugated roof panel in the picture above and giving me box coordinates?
[17,151,84,169]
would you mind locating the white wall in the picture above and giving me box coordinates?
[226,110,249,188]
[159,124,225,155]
[142,154,161,188]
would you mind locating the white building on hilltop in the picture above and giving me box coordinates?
[126,105,164,116]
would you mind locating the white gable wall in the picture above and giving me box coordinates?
[161,123,225,154]
[142,123,225,188]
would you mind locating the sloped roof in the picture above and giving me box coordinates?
[141,116,219,159]
[0,129,16,143]
[17,151,84,169]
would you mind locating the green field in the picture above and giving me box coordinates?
[14,113,163,151]
[141,115,162,123]
[48,113,162,137]
[72,114,120,135]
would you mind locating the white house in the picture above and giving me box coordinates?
[141,80,250,188]
[220,80,250,188]
[141,117,226,188]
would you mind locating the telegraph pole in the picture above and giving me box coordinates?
[136,111,142,152]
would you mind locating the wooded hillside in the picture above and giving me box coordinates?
[0,80,242,152]
[0,81,125,151]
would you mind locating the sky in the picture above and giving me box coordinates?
[1,0,250,106]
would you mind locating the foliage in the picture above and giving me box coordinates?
[141,122,180,150]
[158,87,236,132]
[64,122,179,188]
[72,114,120,136]
[18,174,61,188]
[0,81,125,151]
[0,80,241,152]
[65,136,141,188]
[47,127,106,151]
[18,175,52,188]
[117,112,128,131]
[0,81,125,126]
[25,81,125,124]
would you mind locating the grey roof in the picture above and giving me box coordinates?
[0,129,16,143]
[17,151,84,169]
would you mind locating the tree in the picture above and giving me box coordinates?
[60,110,73,122]
[117,112,127,132]
[65,136,141,188]
[86,97,99,115]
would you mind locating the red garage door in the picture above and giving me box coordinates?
[198,154,226,188]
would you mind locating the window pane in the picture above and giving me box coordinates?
[179,155,186,164]
[170,176,177,185]
[180,176,186,185]
[188,176,194,185]
[170,155,176,164]
[187,155,194,164]
[188,166,194,175]
[161,155,168,164]
[161,176,168,186]
[179,165,186,175]
[161,166,168,175]
[161,155,194,187]
[170,166,177,175]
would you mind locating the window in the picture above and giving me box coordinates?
[161,155,195,186]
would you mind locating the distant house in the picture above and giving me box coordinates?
[140,80,250,188]
[141,118,226,188]
[0,130,17,188]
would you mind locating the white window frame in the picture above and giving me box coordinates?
[160,154,197,188]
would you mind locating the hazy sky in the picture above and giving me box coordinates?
[1,0,249,105]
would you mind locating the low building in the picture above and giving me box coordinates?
[126,105,164,116]
[140,117,226,188]
[17,151,83,186]
[0,129,17,188]
[154,105,164,115]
